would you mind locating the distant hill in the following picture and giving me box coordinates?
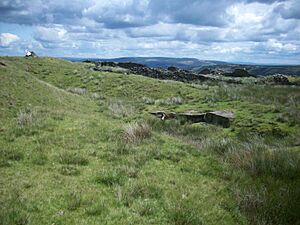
[64,57,300,76]
[65,57,227,69]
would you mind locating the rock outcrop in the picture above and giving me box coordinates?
[88,61,211,83]
[272,74,290,85]
[150,110,235,128]
[204,111,235,128]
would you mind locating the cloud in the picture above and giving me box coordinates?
[0,32,20,47]
[35,26,68,43]
[266,39,298,51]
[275,0,300,19]
[0,0,299,64]
[82,0,151,28]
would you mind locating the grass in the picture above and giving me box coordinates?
[17,109,36,127]
[85,199,107,216]
[66,87,87,95]
[107,100,134,118]
[0,188,31,225]
[166,198,205,225]
[66,191,82,211]
[123,121,152,144]
[58,151,89,165]
[0,56,299,225]
[95,168,124,186]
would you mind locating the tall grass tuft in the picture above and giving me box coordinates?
[66,191,82,211]
[58,152,89,166]
[17,109,36,127]
[67,87,87,95]
[108,101,134,118]
[166,198,204,225]
[157,96,183,105]
[141,96,155,105]
[95,168,124,186]
[241,148,300,179]
[123,122,152,144]
[0,188,30,225]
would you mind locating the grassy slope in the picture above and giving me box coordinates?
[0,57,246,225]
[0,57,299,225]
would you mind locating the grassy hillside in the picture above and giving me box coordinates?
[0,57,299,225]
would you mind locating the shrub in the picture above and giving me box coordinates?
[123,122,152,144]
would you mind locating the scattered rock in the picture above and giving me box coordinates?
[150,110,235,128]
[272,74,290,85]
[88,61,210,83]
[150,111,176,120]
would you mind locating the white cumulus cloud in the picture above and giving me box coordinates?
[0,33,20,47]
[35,26,68,43]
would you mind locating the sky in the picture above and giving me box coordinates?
[0,0,299,64]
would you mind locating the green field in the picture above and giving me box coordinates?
[0,57,299,225]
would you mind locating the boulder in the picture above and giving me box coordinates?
[204,111,235,128]
[178,112,206,123]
